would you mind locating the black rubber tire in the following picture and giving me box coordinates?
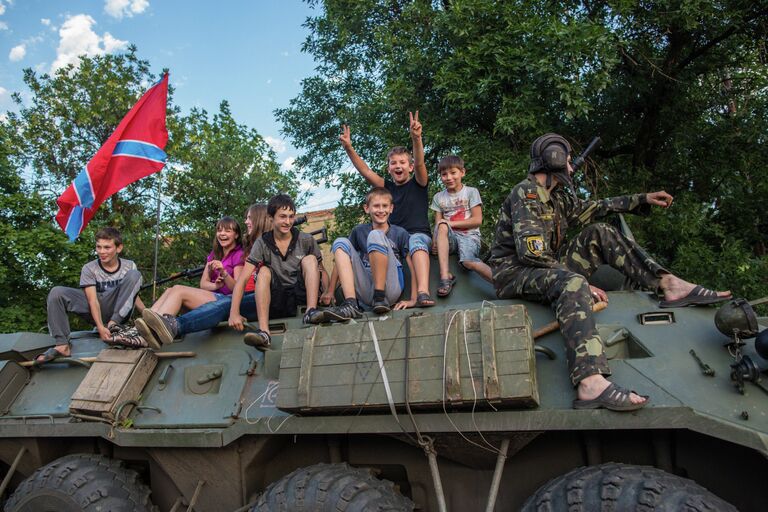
[521,462,737,512]
[3,454,156,512]
[251,462,414,512]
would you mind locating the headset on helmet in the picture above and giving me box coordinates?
[529,133,572,174]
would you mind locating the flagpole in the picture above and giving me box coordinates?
[152,173,162,302]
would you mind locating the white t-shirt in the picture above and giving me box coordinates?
[430,185,482,237]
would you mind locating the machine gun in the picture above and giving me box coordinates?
[571,136,601,171]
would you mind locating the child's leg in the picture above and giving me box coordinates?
[301,255,320,310]
[463,260,493,283]
[332,238,360,301]
[256,266,272,333]
[151,285,218,316]
[408,233,433,302]
[46,286,89,355]
[367,230,403,305]
[435,223,453,280]
[457,235,493,283]
[99,269,142,325]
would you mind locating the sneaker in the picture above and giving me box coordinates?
[372,298,391,315]
[107,327,149,349]
[303,307,325,325]
[324,301,363,322]
[134,318,161,350]
[243,329,272,351]
[142,309,178,345]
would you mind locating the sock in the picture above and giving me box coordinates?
[373,289,385,302]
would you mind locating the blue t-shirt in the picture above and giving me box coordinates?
[349,223,410,266]
[385,178,430,235]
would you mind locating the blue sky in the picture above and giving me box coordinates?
[0,0,342,211]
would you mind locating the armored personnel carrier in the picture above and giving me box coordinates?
[0,227,765,511]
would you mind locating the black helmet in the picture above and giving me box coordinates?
[714,298,759,339]
[529,133,571,174]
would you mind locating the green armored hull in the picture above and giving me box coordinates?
[0,261,765,511]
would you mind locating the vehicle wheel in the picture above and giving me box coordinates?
[521,462,736,512]
[3,454,156,512]
[251,462,414,512]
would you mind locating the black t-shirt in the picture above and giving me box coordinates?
[385,178,430,235]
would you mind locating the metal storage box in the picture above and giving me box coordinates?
[278,304,539,413]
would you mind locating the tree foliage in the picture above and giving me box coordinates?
[277,0,768,296]
[1,48,292,332]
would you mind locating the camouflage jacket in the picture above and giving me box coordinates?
[489,176,649,270]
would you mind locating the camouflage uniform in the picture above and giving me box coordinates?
[489,176,666,385]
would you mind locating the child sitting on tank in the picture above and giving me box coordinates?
[321,187,414,321]
[37,227,144,363]
[430,155,493,297]
[228,194,325,350]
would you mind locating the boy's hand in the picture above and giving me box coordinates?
[409,111,422,139]
[228,313,246,331]
[97,325,112,341]
[394,298,416,310]
[319,291,334,306]
[339,124,353,150]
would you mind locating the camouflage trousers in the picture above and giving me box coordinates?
[493,223,666,385]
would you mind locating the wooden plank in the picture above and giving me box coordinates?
[110,350,157,420]
[71,362,134,402]
[296,326,318,408]
[480,307,500,399]
[443,312,461,401]
[93,348,144,363]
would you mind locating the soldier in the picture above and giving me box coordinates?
[489,133,731,411]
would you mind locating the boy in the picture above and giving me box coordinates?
[322,187,414,320]
[38,227,145,363]
[339,111,434,308]
[431,155,493,296]
[228,194,325,349]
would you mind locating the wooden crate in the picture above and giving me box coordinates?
[278,305,539,413]
[70,349,157,421]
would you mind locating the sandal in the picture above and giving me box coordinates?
[659,285,731,308]
[572,382,649,412]
[34,345,69,365]
[416,292,435,308]
[436,275,457,297]
[244,329,272,351]
[106,327,149,349]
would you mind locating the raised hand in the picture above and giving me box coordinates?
[646,190,674,208]
[409,111,422,138]
[339,124,352,149]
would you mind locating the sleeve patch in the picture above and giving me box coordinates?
[526,193,538,199]
[525,235,545,256]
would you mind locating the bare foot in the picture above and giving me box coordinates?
[659,274,730,302]
[577,374,646,405]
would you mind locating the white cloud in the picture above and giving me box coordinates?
[52,14,128,72]
[9,44,25,62]
[283,156,297,171]
[104,0,149,19]
[0,112,7,123]
[41,18,50,26]
[265,136,287,154]
[0,86,7,97]
[0,21,7,31]
[0,3,5,16]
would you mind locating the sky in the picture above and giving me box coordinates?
[0,0,343,211]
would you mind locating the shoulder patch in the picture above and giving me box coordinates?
[525,235,545,256]
[526,193,538,200]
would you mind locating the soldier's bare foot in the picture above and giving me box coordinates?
[577,374,646,405]
[659,274,730,303]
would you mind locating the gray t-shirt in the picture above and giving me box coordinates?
[79,258,138,294]
[430,185,482,237]
[247,228,322,287]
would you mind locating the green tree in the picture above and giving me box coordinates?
[277,0,768,296]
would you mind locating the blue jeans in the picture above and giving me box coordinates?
[176,293,257,336]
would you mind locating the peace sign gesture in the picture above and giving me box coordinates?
[409,111,422,139]
[339,124,352,150]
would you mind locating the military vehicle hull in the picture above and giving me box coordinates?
[0,264,765,511]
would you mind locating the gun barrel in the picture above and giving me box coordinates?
[572,136,602,171]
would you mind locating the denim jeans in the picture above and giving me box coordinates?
[176,293,257,336]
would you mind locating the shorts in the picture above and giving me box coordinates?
[433,224,482,263]
[268,273,308,318]
[332,233,404,306]
[408,232,432,255]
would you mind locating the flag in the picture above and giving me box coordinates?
[55,73,169,241]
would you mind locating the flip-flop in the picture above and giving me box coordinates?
[573,382,649,412]
[34,346,69,365]
[436,275,457,297]
[416,292,435,308]
[659,285,731,308]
